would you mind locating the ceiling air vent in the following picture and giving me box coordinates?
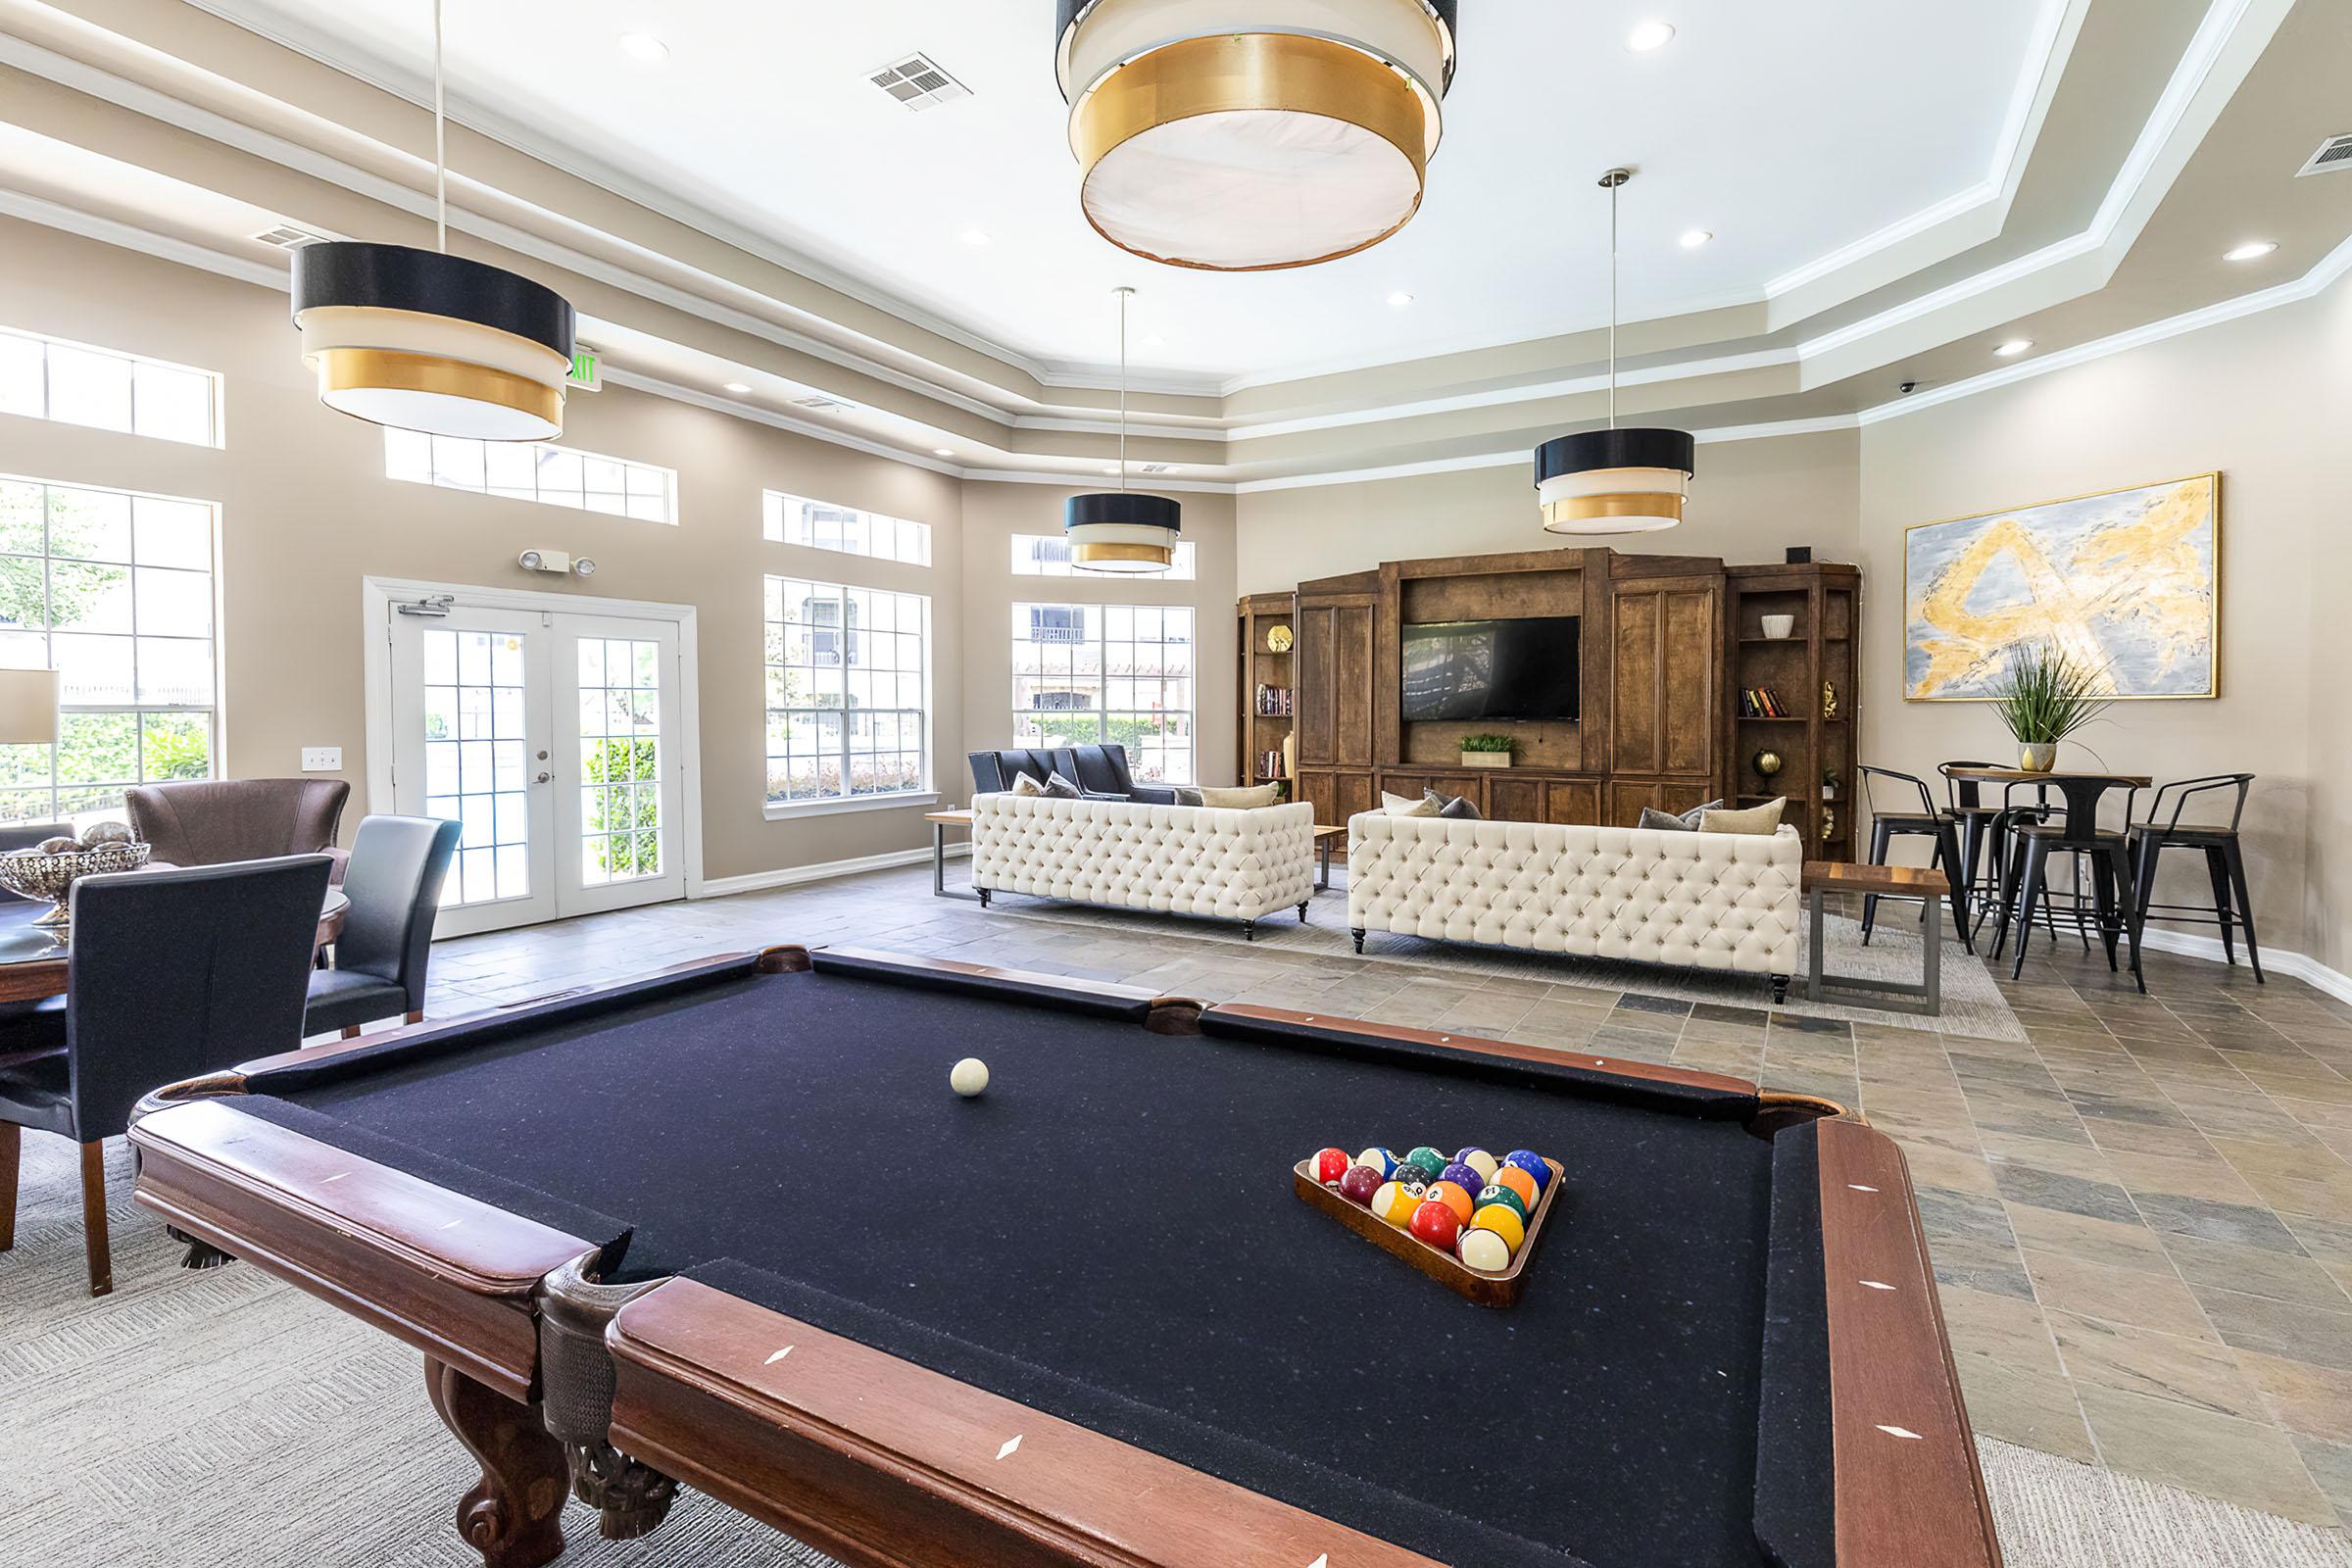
[789,394,856,414]
[251,221,333,250]
[869,53,969,111]
[2295,133,2352,177]
[1138,464,1174,474]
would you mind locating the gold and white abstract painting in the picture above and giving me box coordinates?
[1903,473,2219,701]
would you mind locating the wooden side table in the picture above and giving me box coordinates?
[1804,860,1948,1016]
[923,808,978,901]
[1310,824,1346,892]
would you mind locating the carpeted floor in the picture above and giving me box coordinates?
[991,884,2031,1042]
[7,1138,2347,1567]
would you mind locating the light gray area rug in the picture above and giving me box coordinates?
[989,885,2029,1042]
[10,1139,2346,1567]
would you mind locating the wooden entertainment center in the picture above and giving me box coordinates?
[1237,545,1859,861]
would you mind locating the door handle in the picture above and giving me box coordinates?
[535,771,552,784]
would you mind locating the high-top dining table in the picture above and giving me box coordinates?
[1941,764,2152,975]
[0,887,349,1004]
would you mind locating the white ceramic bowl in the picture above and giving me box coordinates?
[1760,614,1796,640]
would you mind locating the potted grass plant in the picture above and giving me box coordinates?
[1987,643,2111,771]
[1460,733,1514,769]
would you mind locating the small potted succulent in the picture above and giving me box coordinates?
[1459,733,1514,769]
[1987,642,2111,772]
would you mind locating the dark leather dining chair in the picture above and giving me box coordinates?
[0,855,329,1296]
[125,778,352,884]
[304,815,460,1039]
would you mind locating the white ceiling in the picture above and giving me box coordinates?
[199,0,2052,381]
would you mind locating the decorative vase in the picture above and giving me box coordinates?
[2019,742,2057,772]
[0,839,152,927]
[1821,681,1839,720]
[1760,613,1795,640]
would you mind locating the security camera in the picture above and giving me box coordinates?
[1897,379,1920,396]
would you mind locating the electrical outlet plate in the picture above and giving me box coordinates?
[301,747,342,772]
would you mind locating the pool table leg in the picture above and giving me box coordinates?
[424,1356,569,1568]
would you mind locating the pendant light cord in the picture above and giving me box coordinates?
[1115,285,1132,493]
[1606,173,1618,430]
[432,0,447,254]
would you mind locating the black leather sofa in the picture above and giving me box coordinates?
[966,745,1177,806]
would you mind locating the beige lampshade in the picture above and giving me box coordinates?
[0,668,60,746]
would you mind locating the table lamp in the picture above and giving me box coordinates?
[0,667,58,746]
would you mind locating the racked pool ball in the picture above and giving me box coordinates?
[1454,1147,1500,1185]
[1402,1146,1449,1182]
[1493,1165,1541,1214]
[1337,1163,1384,1207]
[1408,1199,1462,1250]
[1311,1147,1351,1186]
[1425,1180,1475,1225]
[1371,1181,1420,1228]
[1474,1183,1529,1224]
[1438,1160,1485,1197]
[1457,1227,1512,1271]
[1390,1168,1431,1200]
[1469,1202,1527,1254]
[1354,1147,1399,1180]
[1503,1150,1551,1192]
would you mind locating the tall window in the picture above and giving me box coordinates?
[0,475,217,824]
[765,491,930,565]
[385,429,675,522]
[1010,604,1194,784]
[1009,532,1194,580]
[764,576,930,807]
[0,326,220,447]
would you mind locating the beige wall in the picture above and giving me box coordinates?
[1857,280,2348,967]
[1234,429,1862,593]
[0,220,1243,887]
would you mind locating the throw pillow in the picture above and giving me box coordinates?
[1380,789,1441,817]
[1008,772,1050,798]
[1699,799,1787,835]
[1636,799,1725,832]
[1199,783,1282,808]
[1169,785,1205,807]
[1424,790,1482,820]
[1041,771,1084,799]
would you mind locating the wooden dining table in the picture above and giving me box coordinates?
[0,887,349,1005]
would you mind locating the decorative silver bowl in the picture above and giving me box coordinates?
[0,840,152,926]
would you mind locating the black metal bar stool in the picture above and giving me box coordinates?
[1858,765,1973,953]
[1937,760,2010,937]
[1997,775,2141,980]
[2127,773,2261,995]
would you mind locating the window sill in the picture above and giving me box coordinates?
[763,790,939,821]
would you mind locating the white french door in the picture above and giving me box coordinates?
[383,596,689,937]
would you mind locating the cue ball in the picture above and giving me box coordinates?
[950,1057,990,1097]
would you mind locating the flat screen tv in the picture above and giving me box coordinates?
[1400,615,1581,723]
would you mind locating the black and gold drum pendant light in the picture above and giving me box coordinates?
[1535,168,1694,534]
[1055,1,1459,271]
[1066,287,1180,573]
[291,0,576,440]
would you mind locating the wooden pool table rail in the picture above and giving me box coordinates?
[125,944,1997,1568]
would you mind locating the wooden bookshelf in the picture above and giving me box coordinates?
[1725,563,1860,862]
[1237,592,1298,795]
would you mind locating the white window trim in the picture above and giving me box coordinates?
[0,324,224,448]
[763,490,932,566]
[1008,600,1198,786]
[763,575,934,812]
[762,788,939,821]
[384,431,679,523]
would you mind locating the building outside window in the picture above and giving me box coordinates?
[1009,602,1193,784]
[0,474,218,825]
[765,575,930,807]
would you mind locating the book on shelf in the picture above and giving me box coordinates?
[1739,687,1792,718]
[1253,683,1295,717]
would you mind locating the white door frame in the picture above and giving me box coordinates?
[361,575,708,901]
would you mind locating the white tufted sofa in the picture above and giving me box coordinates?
[969,793,1318,937]
[1348,812,1804,996]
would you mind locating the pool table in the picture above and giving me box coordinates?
[129,944,1999,1568]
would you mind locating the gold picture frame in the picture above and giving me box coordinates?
[1903,472,2220,702]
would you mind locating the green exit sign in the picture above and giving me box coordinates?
[568,347,601,390]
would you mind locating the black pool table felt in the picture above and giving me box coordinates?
[236,963,1833,1568]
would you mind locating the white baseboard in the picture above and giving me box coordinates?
[696,842,967,901]
[2132,926,2352,1005]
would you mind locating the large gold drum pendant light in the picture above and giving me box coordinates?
[293,1,576,440]
[1056,0,1458,271]
[1536,167,1693,534]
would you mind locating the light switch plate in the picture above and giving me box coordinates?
[301,747,342,772]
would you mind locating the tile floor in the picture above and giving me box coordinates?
[417,862,2352,1530]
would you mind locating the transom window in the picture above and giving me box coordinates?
[1010,603,1194,784]
[0,474,218,825]
[385,430,676,522]
[0,326,220,447]
[764,576,931,807]
[765,492,930,565]
[1010,532,1195,580]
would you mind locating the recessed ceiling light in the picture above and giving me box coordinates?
[1626,20,1676,52]
[960,228,992,247]
[617,31,669,63]
[1679,228,1712,249]
[2223,240,2278,262]
[1994,339,2033,358]
[1387,290,1415,308]
[722,381,752,394]
[933,447,956,458]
